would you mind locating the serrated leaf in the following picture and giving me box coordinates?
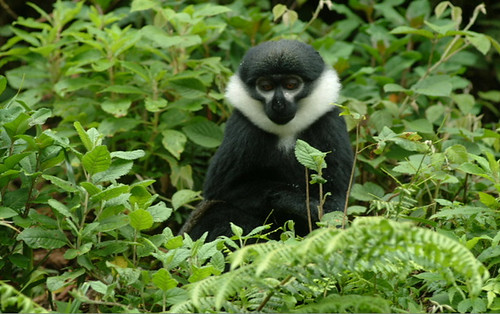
[182,120,223,148]
[129,209,154,231]
[153,268,178,291]
[294,139,327,172]
[48,199,73,218]
[29,108,52,126]
[42,174,79,193]
[82,145,111,175]
[89,281,109,295]
[412,75,452,97]
[91,185,129,202]
[17,227,67,249]
[161,130,186,159]
[93,160,134,183]
[172,189,201,210]
[147,202,172,222]
[467,34,491,55]
[80,182,102,196]
[145,97,168,112]
[130,185,153,209]
[101,99,132,117]
[74,121,93,151]
[46,269,85,292]
[445,144,469,164]
[165,235,183,250]
[110,150,145,160]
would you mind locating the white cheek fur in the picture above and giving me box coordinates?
[225,68,341,150]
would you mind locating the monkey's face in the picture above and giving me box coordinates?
[226,40,341,142]
[254,74,304,125]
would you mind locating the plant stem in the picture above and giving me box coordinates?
[305,167,312,233]
[257,275,293,312]
[343,120,361,229]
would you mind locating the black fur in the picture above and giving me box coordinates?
[185,40,353,241]
[188,109,352,240]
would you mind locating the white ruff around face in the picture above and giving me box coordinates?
[225,68,341,150]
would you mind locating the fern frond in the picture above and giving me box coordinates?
[291,294,392,313]
[173,217,488,312]
[0,281,48,313]
[324,217,489,296]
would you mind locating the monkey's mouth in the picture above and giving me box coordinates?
[269,114,295,125]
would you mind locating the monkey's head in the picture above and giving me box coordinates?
[226,40,341,139]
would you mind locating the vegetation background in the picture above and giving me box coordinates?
[0,0,499,312]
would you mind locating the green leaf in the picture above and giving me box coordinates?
[152,269,178,291]
[3,112,30,138]
[404,119,434,134]
[110,150,145,160]
[93,160,133,183]
[80,182,101,196]
[0,75,6,95]
[161,130,187,160]
[129,209,154,231]
[182,120,223,148]
[100,85,145,94]
[39,175,71,192]
[82,145,111,175]
[130,0,158,11]
[165,235,183,249]
[130,185,153,209]
[64,242,92,259]
[193,4,231,17]
[412,75,452,97]
[91,185,129,202]
[294,139,327,172]
[17,227,67,249]
[29,108,52,126]
[172,189,201,210]
[486,35,500,54]
[390,26,434,39]
[145,97,168,112]
[101,99,132,117]
[74,121,93,152]
[46,269,85,292]
[478,192,499,209]
[272,4,287,21]
[467,33,491,55]
[141,25,201,49]
[48,199,73,218]
[350,182,385,201]
[0,206,18,219]
[147,202,172,222]
[189,265,217,283]
[445,144,469,164]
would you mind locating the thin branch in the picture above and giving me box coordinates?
[0,0,18,19]
[305,167,313,233]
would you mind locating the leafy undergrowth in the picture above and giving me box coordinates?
[0,0,499,312]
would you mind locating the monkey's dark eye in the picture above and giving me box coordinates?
[283,78,300,90]
[258,80,274,91]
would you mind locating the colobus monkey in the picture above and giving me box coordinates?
[184,40,353,241]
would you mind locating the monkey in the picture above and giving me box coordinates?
[183,40,353,241]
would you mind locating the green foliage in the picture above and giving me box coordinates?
[172,217,488,313]
[0,0,499,312]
